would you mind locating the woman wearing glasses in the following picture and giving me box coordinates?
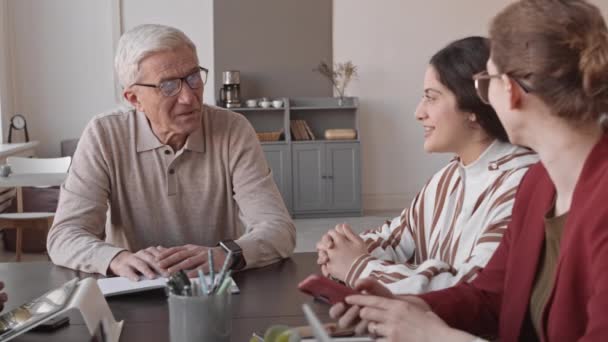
[316,36,538,296]
[334,0,608,341]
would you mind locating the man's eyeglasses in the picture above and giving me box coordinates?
[473,71,532,105]
[133,66,208,97]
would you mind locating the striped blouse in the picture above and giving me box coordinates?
[345,141,539,294]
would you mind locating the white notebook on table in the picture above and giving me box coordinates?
[97,276,239,297]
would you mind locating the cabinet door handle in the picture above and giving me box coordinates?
[327,175,334,179]
[321,175,327,179]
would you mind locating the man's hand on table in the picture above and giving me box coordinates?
[156,244,227,278]
[108,246,169,281]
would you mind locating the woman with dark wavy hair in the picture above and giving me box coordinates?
[316,36,537,297]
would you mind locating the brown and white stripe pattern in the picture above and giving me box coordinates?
[345,141,538,295]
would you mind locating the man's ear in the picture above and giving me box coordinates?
[124,88,144,112]
[502,74,523,110]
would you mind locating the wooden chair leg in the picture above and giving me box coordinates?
[15,227,22,262]
[16,187,23,213]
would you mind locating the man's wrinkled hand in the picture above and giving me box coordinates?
[108,246,168,281]
[156,244,226,277]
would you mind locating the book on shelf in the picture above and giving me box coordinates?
[290,120,317,141]
[302,121,316,140]
[291,120,306,140]
[297,120,308,140]
[290,120,300,140]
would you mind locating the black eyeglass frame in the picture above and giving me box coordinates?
[133,66,209,97]
[473,71,532,104]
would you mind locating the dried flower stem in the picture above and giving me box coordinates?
[314,60,358,99]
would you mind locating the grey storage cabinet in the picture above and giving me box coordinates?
[234,97,361,217]
[293,142,361,216]
[325,142,361,212]
[292,143,326,212]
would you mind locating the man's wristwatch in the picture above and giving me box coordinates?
[218,240,246,270]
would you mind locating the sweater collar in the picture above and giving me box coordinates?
[135,109,205,153]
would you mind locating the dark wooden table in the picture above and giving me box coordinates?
[0,253,331,341]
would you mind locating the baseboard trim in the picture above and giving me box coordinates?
[293,211,363,219]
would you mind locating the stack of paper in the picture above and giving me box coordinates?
[97,276,239,297]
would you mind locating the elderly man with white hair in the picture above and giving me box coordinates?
[47,24,295,280]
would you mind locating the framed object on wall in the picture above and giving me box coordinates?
[7,114,28,143]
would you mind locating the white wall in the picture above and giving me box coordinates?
[2,0,214,157]
[5,0,117,156]
[121,0,214,105]
[0,0,11,142]
[334,0,608,211]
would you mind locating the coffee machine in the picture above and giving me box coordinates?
[219,70,241,108]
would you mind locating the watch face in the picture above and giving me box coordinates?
[221,240,242,254]
[11,115,26,130]
[220,240,245,270]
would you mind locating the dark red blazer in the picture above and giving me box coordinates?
[420,134,608,342]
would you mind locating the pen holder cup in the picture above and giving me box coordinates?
[168,291,232,342]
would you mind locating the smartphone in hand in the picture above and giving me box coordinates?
[298,274,358,305]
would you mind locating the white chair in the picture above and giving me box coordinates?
[0,156,71,261]
[7,156,72,173]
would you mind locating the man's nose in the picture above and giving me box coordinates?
[177,81,199,104]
